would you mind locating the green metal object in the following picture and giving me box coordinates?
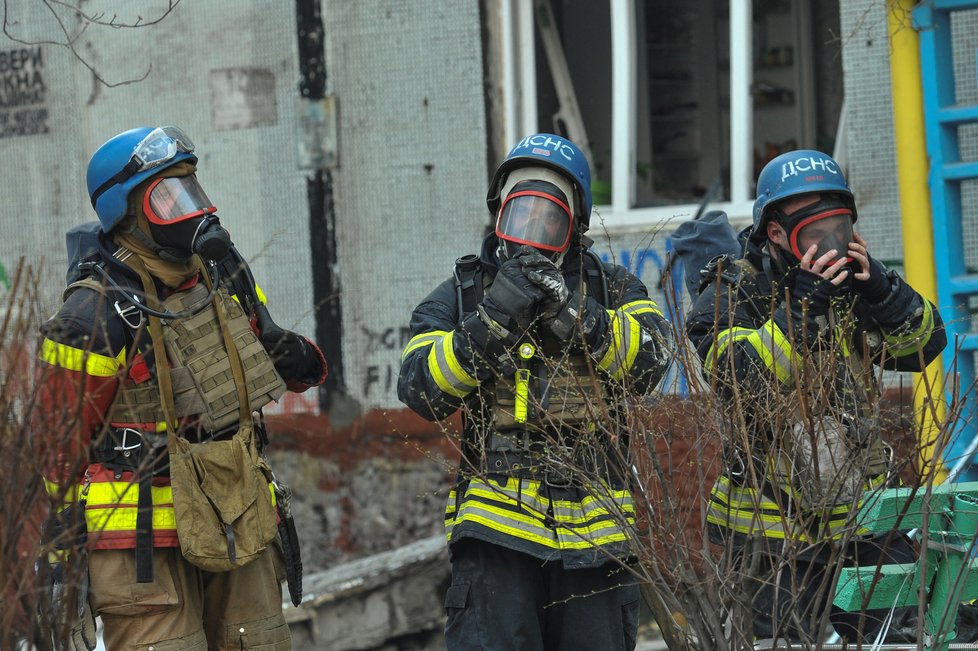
[833,484,978,651]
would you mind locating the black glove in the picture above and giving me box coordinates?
[260,327,321,380]
[545,291,609,348]
[520,249,570,318]
[786,267,840,319]
[852,255,891,303]
[44,505,96,651]
[51,566,97,651]
[479,248,547,334]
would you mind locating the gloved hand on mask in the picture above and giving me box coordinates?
[260,327,322,381]
[520,248,607,349]
[848,233,892,303]
[478,246,548,338]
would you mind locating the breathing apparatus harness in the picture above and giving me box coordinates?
[83,255,220,322]
[452,244,611,481]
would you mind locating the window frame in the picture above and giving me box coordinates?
[503,0,758,230]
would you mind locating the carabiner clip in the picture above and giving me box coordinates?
[115,299,144,330]
[113,428,143,452]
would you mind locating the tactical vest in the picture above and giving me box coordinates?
[115,282,285,431]
[489,333,606,432]
[455,252,614,476]
[67,276,285,432]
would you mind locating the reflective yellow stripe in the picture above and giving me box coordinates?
[427,330,478,398]
[707,477,803,540]
[445,477,634,550]
[620,299,663,319]
[705,321,798,385]
[705,327,754,375]
[84,482,175,533]
[884,300,935,357]
[746,319,798,384]
[401,331,443,361]
[84,481,277,533]
[87,502,177,533]
[230,284,268,306]
[44,479,82,502]
[39,338,125,377]
[598,310,641,380]
[465,482,635,522]
[708,474,876,541]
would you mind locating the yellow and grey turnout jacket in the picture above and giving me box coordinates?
[685,240,945,543]
[398,235,671,568]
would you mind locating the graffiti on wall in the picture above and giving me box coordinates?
[362,324,413,399]
[596,247,665,281]
[0,47,49,139]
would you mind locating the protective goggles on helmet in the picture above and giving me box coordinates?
[495,180,573,254]
[777,195,854,263]
[90,126,195,208]
[142,176,216,225]
[130,126,195,172]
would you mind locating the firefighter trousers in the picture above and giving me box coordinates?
[88,546,290,650]
[444,537,640,651]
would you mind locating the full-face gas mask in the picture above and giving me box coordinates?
[495,167,576,264]
[771,194,854,266]
[141,175,231,262]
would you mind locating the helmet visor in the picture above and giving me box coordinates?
[143,176,216,225]
[496,190,572,253]
[788,208,854,263]
[132,126,195,173]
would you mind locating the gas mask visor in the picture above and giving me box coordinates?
[786,203,854,264]
[142,176,217,226]
[496,180,573,255]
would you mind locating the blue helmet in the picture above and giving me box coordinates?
[87,126,198,232]
[487,133,593,231]
[751,149,856,243]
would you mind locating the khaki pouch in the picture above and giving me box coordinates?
[168,420,278,572]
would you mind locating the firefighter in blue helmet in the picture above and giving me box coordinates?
[37,126,326,650]
[684,150,978,643]
[398,133,673,650]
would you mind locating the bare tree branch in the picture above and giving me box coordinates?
[1,0,181,87]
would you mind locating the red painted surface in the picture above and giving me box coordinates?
[265,409,462,467]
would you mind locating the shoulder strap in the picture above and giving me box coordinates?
[63,276,109,302]
[700,254,767,322]
[581,249,609,305]
[453,254,483,325]
[63,261,150,373]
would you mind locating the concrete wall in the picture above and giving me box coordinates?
[0,0,488,582]
[0,1,489,414]
[322,1,488,414]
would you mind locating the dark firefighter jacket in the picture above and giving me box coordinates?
[36,233,327,551]
[398,234,671,568]
[685,239,946,542]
